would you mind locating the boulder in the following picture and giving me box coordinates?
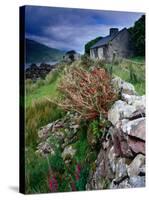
[62,145,76,163]
[108,146,118,173]
[110,178,131,189]
[38,122,53,139]
[127,154,145,177]
[121,118,145,141]
[128,137,145,154]
[108,100,136,126]
[114,158,128,183]
[121,81,136,95]
[112,76,136,95]
[36,141,55,156]
[138,165,145,176]
[122,94,145,109]
[129,176,145,188]
[132,95,145,110]
[111,127,133,157]
[111,76,122,93]
[128,108,145,120]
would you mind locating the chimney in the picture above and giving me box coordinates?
[110,28,119,36]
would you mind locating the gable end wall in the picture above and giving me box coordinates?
[105,29,134,61]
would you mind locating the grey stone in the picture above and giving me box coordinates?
[36,142,55,156]
[122,94,145,108]
[111,127,133,157]
[115,158,128,182]
[121,118,145,141]
[129,176,145,188]
[128,137,145,155]
[110,178,131,189]
[111,76,123,93]
[108,146,117,173]
[62,145,76,161]
[139,165,145,176]
[111,76,136,96]
[121,81,136,95]
[108,100,136,126]
[132,95,145,110]
[38,123,53,139]
[128,108,145,120]
[127,154,145,177]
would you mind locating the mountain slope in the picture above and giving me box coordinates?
[25,39,65,64]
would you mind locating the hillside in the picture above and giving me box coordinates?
[25,39,65,64]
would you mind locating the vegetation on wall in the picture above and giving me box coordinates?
[54,65,117,119]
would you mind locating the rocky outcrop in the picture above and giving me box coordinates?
[25,63,55,80]
[86,77,145,190]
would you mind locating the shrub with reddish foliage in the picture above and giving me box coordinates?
[55,66,117,119]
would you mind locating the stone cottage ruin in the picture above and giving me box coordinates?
[90,28,134,61]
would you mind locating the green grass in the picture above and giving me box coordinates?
[25,151,50,194]
[129,56,145,63]
[25,65,67,193]
[26,78,60,107]
[106,57,145,95]
[25,69,61,107]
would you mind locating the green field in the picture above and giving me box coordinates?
[105,57,145,95]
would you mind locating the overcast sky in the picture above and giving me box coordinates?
[25,6,144,54]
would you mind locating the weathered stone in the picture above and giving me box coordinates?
[102,139,110,150]
[111,127,133,157]
[128,137,145,154]
[129,119,145,141]
[128,108,145,120]
[62,145,76,161]
[38,123,53,139]
[110,178,131,189]
[25,63,53,80]
[111,76,122,93]
[36,142,55,156]
[115,158,128,182]
[122,94,145,109]
[138,165,145,176]
[129,176,145,188]
[69,124,79,134]
[121,81,136,95]
[87,144,115,190]
[133,95,145,110]
[108,146,117,173]
[108,100,136,126]
[127,154,145,177]
[121,118,145,141]
[111,76,136,96]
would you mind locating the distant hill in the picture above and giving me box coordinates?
[25,39,65,64]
